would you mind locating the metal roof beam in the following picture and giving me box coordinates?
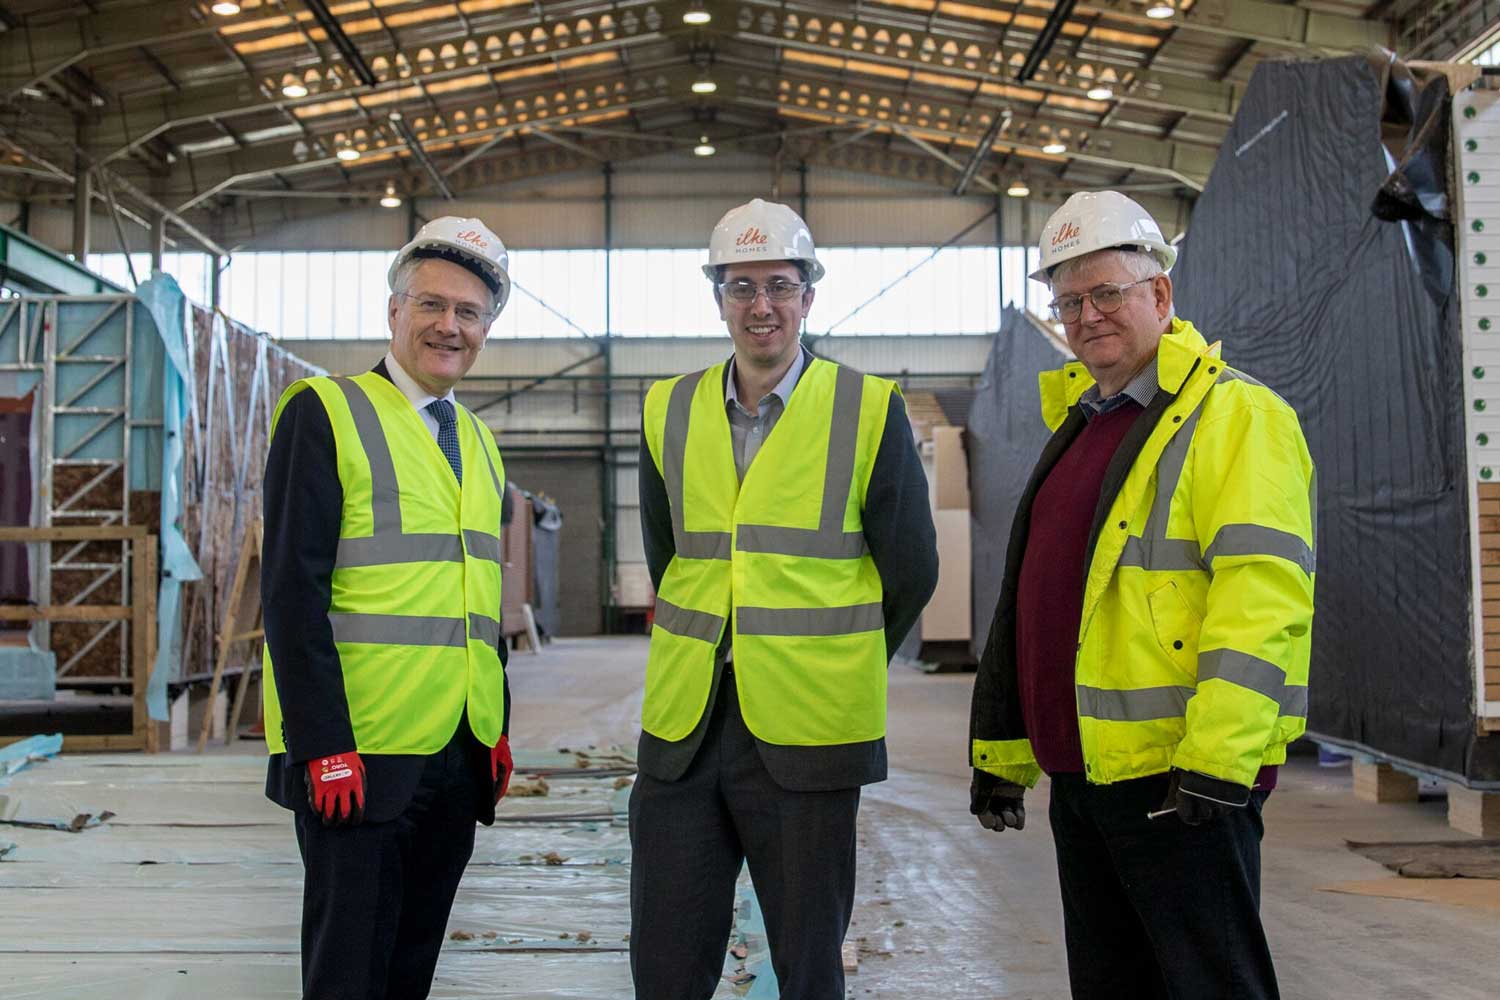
[1084,0,1392,52]
[731,17,1239,123]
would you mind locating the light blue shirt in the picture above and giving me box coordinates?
[1078,354,1159,421]
[724,346,808,481]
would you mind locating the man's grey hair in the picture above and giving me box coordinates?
[711,260,813,287]
[1048,247,1162,288]
[391,256,498,316]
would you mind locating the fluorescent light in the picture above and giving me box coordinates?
[1006,180,1030,198]
[683,2,711,25]
[281,74,308,99]
[211,1,241,14]
[1042,141,1067,154]
[1146,2,1175,18]
[691,78,718,94]
[1086,85,1113,101]
[379,182,402,208]
[693,136,716,156]
[336,146,361,162]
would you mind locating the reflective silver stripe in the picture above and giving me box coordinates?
[334,377,403,535]
[1119,536,1203,572]
[663,369,733,561]
[736,524,868,558]
[1203,523,1314,575]
[1197,648,1306,716]
[463,529,502,563]
[737,602,883,636]
[329,612,467,647]
[464,409,504,499]
[468,613,501,648]
[654,598,725,644]
[1077,684,1194,721]
[339,533,464,567]
[737,364,868,560]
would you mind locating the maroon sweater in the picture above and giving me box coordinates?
[1016,404,1142,774]
[1015,402,1279,791]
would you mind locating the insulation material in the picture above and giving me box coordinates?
[964,308,1071,656]
[1169,55,1500,780]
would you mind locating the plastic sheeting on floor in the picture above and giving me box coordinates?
[0,748,773,998]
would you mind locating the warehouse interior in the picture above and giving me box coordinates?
[3,1,1500,998]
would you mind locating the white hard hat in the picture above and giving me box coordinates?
[703,198,825,284]
[1030,190,1176,284]
[388,216,512,313]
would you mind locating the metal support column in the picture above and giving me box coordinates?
[210,253,222,311]
[601,161,617,633]
[71,157,90,260]
[798,161,809,224]
[996,189,1006,317]
[150,213,165,274]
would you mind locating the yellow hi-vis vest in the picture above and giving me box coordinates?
[641,358,897,747]
[262,370,507,756]
[973,320,1315,789]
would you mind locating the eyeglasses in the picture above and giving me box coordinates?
[718,279,805,304]
[395,291,493,328]
[1048,277,1155,323]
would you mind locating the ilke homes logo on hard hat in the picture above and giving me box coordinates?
[734,226,770,256]
[456,229,489,249]
[1051,221,1082,253]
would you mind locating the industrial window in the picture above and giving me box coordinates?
[87,246,1050,339]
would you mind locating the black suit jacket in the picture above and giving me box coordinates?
[261,360,509,824]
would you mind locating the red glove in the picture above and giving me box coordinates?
[306,752,366,826]
[491,736,513,805]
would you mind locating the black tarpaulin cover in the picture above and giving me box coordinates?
[1172,54,1499,781]
[966,307,1069,657]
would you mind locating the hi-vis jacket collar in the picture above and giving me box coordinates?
[1039,317,1222,431]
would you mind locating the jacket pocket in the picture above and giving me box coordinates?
[1146,581,1201,677]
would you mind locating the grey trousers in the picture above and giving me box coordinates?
[628,668,861,1000]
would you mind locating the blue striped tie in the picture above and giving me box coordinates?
[426,399,463,484]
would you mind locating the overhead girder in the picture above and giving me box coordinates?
[90,23,673,164]
[746,66,1215,190]
[731,0,1242,124]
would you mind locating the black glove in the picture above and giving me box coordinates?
[1159,768,1248,826]
[970,769,1026,832]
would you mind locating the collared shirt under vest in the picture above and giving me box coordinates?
[262,369,508,758]
[641,356,899,753]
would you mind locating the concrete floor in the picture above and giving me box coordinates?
[513,637,1500,1000]
[4,635,1499,998]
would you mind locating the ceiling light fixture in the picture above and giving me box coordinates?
[211,1,241,14]
[1006,179,1030,198]
[281,74,309,99]
[1042,140,1067,154]
[691,76,718,94]
[379,182,402,208]
[1145,1,1175,19]
[693,135,716,156]
[683,1,711,25]
[336,145,361,162]
[1085,85,1113,101]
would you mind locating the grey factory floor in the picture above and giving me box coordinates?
[3,636,1498,999]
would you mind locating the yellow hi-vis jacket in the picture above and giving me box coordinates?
[262,371,507,755]
[969,319,1315,790]
[642,358,897,747]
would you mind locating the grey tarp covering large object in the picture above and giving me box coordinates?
[965,307,1070,657]
[1171,54,1500,781]
[532,494,563,640]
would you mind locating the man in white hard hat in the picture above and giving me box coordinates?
[631,198,939,999]
[261,216,516,999]
[968,190,1314,998]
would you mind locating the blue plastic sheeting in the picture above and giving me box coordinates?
[0,732,61,780]
[135,273,203,720]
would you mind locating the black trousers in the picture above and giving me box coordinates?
[294,734,483,1000]
[628,668,861,1000]
[1048,771,1279,1000]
